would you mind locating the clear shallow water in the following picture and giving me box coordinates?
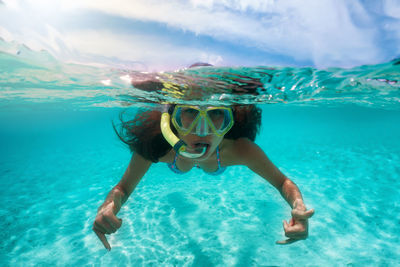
[0,105,399,266]
[1,40,400,266]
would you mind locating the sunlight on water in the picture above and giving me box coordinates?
[1,38,399,110]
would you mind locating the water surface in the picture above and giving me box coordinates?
[0,40,399,266]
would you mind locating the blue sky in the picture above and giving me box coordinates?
[1,0,399,71]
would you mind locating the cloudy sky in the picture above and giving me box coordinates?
[1,0,399,71]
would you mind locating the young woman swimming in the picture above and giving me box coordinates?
[93,102,314,251]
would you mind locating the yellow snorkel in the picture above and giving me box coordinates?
[160,105,207,159]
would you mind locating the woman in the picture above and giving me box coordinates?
[93,102,314,251]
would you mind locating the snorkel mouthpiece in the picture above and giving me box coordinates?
[160,107,206,159]
[179,146,207,159]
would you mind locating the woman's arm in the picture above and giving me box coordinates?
[235,138,301,206]
[234,138,314,244]
[93,153,152,250]
[116,152,153,204]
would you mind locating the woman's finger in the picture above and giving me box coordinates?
[283,224,308,237]
[285,228,306,238]
[94,220,112,235]
[282,220,290,232]
[276,238,299,245]
[283,220,304,233]
[292,209,314,220]
[105,214,122,231]
[93,228,111,251]
[285,231,307,239]
[305,209,315,218]
[104,218,118,234]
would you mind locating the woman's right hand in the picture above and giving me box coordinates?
[93,200,123,251]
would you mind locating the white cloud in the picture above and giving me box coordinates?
[55,0,389,66]
[382,0,400,19]
[0,26,13,42]
[2,0,21,10]
[1,0,399,69]
[190,0,277,13]
[62,30,224,71]
[199,53,223,66]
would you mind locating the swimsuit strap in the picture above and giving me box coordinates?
[209,146,226,176]
[168,146,226,175]
[168,150,185,174]
[216,146,222,168]
[173,151,179,164]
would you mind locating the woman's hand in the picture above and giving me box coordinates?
[276,199,314,245]
[93,200,123,251]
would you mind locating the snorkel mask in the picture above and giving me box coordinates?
[160,105,234,158]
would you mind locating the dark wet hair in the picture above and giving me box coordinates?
[189,62,214,68]
[114,105,262,162]
[116,62,263,162]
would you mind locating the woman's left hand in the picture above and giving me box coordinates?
[276,199,315,245]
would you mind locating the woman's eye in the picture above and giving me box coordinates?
[208,110,223,117]
[182,108,198,118]
[187,108,197,113]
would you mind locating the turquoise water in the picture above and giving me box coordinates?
[1,41,400,266]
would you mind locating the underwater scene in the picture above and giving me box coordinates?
[1,37,400,267]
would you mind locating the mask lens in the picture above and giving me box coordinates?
[174,107,199,131]
[207,108,232,134]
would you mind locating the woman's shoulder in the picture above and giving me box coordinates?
[220,137,254,165]
[221,137,253,150]
[157,148,174,163]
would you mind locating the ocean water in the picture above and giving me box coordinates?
[1,40,400,266]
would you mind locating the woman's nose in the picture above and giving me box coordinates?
[195,117,210,136]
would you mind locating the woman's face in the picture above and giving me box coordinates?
[172,105,233,160]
